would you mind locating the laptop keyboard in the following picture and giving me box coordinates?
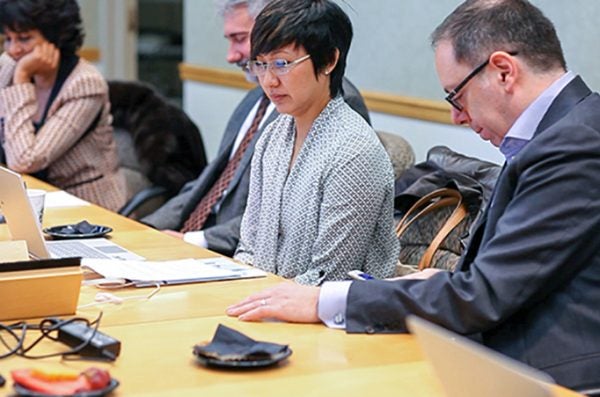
[47,241,110,259]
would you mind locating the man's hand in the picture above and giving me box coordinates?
[227,282,321,323]
[14,42,60,84]
[162,229,184,239]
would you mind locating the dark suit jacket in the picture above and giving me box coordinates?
[142,79,370,256]
[346,77,600,391]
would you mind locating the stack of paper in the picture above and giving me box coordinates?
[81,257,266,287]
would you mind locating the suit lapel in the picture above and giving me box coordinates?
[217,88,266,155]
[225,98,279,194]
[180,88,266,219]
[457,76,593,272]
[180,150,230,220]
[458,163,506,271]
[535,76,591,134]
[183,88,280,217]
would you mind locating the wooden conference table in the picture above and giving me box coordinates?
[0,178,582,396]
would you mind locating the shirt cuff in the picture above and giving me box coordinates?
[183,230,208,248]
[318,281,352,329]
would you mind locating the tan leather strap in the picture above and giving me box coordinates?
[418,193,467,270]
[395,188,468,270]
[396,188,460,236]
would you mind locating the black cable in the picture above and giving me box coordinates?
[0,322,26,359]
[0,312,103,361]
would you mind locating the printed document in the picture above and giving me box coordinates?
[82,257,266,286]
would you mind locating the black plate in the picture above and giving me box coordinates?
[43,224,113,240]
[13,378,119,397]
[194,347,292,369]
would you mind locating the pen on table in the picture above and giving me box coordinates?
[359,273,375,280]
[347,270,375,281]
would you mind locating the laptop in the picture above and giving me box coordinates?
[0,166,143,261]
[406,315,556,397]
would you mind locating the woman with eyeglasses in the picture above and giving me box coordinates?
[0,0,126,211]
[234,0,399,285]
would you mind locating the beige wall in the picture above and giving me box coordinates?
[184,0,600,99]
[77,1,600,162]
[78,0,99,48]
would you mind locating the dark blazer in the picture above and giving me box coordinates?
[345,77,600,391]
[142,78,370,256]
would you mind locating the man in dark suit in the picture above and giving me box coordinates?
[142,0,370,256]
[227,0,600,391]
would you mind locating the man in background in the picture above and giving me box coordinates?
[227,0,600,391]
[142,0,370,256]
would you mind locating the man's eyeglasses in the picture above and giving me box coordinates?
[445,51,518,111]
[248,54,311,77]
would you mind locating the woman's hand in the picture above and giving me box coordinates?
[226,282,321,323]
[13,42,60,84]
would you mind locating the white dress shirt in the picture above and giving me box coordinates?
[499,71,575,161]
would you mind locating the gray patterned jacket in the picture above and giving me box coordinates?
[235,96,399,285]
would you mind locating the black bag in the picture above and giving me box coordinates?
[394,146,501,275]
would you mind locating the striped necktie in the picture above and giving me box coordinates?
[180,95,270,233]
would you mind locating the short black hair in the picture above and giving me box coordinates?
[251,0,352,98]
[0,0,84,57]
[431,0,566,72]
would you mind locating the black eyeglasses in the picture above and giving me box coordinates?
[445,51,518,111]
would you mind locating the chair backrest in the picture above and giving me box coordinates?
[109,80,208,217]
[109,80,207,194]
[376,131,415,179]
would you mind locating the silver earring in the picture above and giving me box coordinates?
[325,70,331,75]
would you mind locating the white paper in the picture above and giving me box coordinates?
[81,257,266,285]
[45,191,91,208]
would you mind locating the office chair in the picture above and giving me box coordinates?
[376,131,415,179]
[109,80,207,219]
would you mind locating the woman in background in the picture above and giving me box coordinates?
[0,0,126,211]
[234,0,399,285]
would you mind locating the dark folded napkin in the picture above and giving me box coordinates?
[52,220,105,235]
[193,324,288,362]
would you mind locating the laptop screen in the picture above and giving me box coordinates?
[0,166,51,259]
[406,315,555,397]
[0,167,145,261]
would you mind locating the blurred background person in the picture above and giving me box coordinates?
[233,0,399,285]
[0,0,126,211]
